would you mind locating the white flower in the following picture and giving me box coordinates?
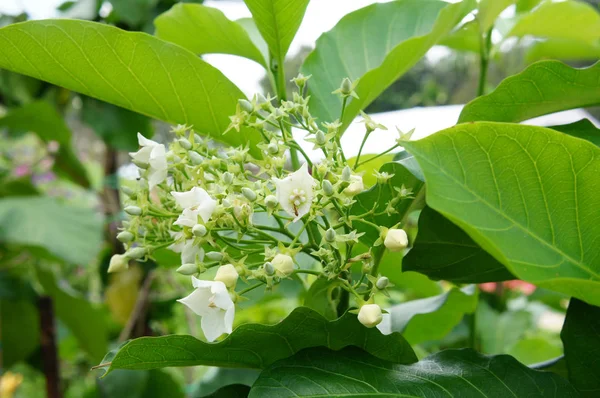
[273,163,316,222]
[171,187,218,227]
[168,234,204,265]
[129,133,167,189]
[344,175,364,196]
[271,254,294,277]
[384,228,408,252]
[214,264,239,288]
[358,304,383,328]
[178,277,235,342]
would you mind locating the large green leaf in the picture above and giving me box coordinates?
[459,61,600,123]
[350,162,424,246]
[98,306,416,375]
[155,4,266,67]
[0,299,40,368]
[550,119,600,148]
[380,285,478,345]
[98,369,185,398]
[250,347,578,397]
[561,298,600,397]
[0,197,103,265]
[301,0,473,130]
[526,39,600,63]
[404,206,513,283]
[477,301,532,355]
[0,101,90,187]
[506,0,600,44]
[302,278,342,320]
[403,123,600,306]
[243,0,309,62]
[0,20,261,152]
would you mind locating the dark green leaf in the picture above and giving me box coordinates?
[206,385,250,398]
[302,0,473,131]
[404,206,514,283]
[303,278,341,320]
[550,119,600,147]
[97,369,184,398]
[0,197,103,265]
[155,4,266,67]
[193,368,259,398]
[250,347,578,397]
[403,122,600,306]
[0,20,262,153]
[459,61,600,123]
[0,299,40,368]
[98,306,416,375]
[561,298,600,397]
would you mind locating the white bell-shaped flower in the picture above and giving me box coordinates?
[273,163,316,222]
[172,187,218,227]
[129,133,168,189]
[168,234,204,265]
[358,303,383,328]
[384,228,408,252]
[178,277,235,342]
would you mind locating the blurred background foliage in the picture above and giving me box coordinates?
[0,0,597,397]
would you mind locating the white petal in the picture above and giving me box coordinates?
[197,198,217,223]
[129,146,153,164]
[223,306,235,334]
[181,240,204,264]
[137,132,159,147]
[201,309,227,342]
[174,208,200,228]
[211,282,234,309]
[171,187,206,209]
[274,163,315,221]
[177,286,212,316]
[192,277,216,289]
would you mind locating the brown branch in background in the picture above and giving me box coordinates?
[102,148,123,256]
[118,271,155,342]
[39,296,62,398]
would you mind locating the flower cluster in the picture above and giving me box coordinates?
[109,76,411,341]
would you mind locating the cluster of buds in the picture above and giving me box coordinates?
[109,75,414,338]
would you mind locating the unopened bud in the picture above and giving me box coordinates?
[125,247,147,260]
[242,187,257,202]
[264,262,275,276]
[384,229,408,252]
[178,138,192,150]
[344,175,364,196]
[117,231,134,243]
[376,276,389,290]
[272,254,294,277]
[342,166,352,182]
[315,130,326,146]
[188,151,203,165]
[206,251,224,262]
[358,304,383,328]
[107,254,129,273]
[194,134,204,145]
[223,172,234,184]
[325,228,336,243]
[121,186,135,197]
[124,206,142,216]
[214,264,239,288]
[322,180,334,196]
[177,263,198,276]
[238,99,254,113]
[341,77,353,95]
[265,195,278,208]
[192,224,207,237]
[267,142,279,155]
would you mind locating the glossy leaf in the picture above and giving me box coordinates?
[350,162,424,246]
[0,20,261,152]
[403,123,600,306]
[155,4,266,67]
[404,206,513,283]
[250,347,578,397]
[561,298,600,397]
[243,0,309,62]
[459,61,600,123]
[302,0,473,130]
[0,101,90,186]
[0,197,103,265]
[550,119,600,148]
[98,306,416,375]
[380,285,478,345]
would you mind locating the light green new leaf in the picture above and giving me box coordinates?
[403,122,600,306]
[404,206,514,283]
[250,347,578,397]
[0,20,261,152]
[561,298,600,397]
[302,0,473,130]
[0,101,90,187]
[0,197,103,265]
[459,61,600,123]
[155,4,266,67]
[507,0,600,44]
[439,20,481,53]
[243,0,309,62]
[478,0,515,32]
[380,285,478,345]
[36,268,108,362]
[526,39,600,63]
[477,302,532,355]
[98,307,416,376]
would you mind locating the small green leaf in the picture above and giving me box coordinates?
[302,0,473,131]
[0,20,261,152]
[303,278,342,320]
[403,122,600,306]
[526,39,600,63]
[404,206,513,283]
[0,197,103,265]
[155,4,266,67]
[381,285,478,345]
[459,61,600,123]
[477,301,532,355]
[550,119,600,147]
[98,306,416,375]
[0,101,90,186]
[243,0,309,62]
[561,298,600,397]
[507,336,562,366]
[250,347,579,397]
[478,0,515,32]
[440,20,480,53]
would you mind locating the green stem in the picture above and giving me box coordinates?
[356,144,400,168]
[238,282,264,296]
[353,131,370,170]
[364,246,385,300]
[273,54,300,170]
[293,269,321,276]
[477,27,493,97]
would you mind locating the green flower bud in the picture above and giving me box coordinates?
[206,251,224,261]
[265,195,278,208]
[342,166,352,182]
[124,206,142,216]
[376,276,389,290]
[194,133,204,145]
[238,99,254,113]
[267,142,279,155]
[177,263,198,276]
[188,151,203,165]
[242,187,257,201]
[341,77,353,95]
[264,261,275,276]
[121,186,135,197]
[192,224,207,237]
[315,130,326,146]
[117,231,134,243]
[178,138,192,150]
[322,180,334,196]
[125,247,147,260]
[325,228,336,243]
[223,172,234,184]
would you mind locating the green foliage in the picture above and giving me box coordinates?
[98,307,416,375]
[97,369,185,398]
[302,0,473,131]
[550,119,600,147]
[302,278,342,320]
[404,123,600,306]
[459,61,600,123]
[0,299,40,367]
[155,4,267,67]
[250,347,578,397]
[0,20,262,153]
